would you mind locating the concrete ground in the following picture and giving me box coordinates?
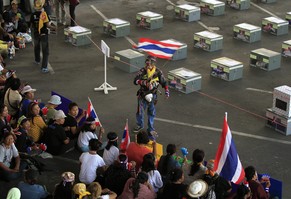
[1,0,291,198]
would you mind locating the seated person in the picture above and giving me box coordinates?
[8,0,28,33]
[14,115,32,153]
[79,138,106,184]
[63,102,86,139]
[44,110,74,155]
[53,171,75,199]
[0,132,27,181]
[87,182,117,199]
[77,116,104,152]
[27,102,47,143]
[18,168,49,199]
[72,183,91,199]
[45,95,62,125]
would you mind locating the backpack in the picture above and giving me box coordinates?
[202,174,217,199]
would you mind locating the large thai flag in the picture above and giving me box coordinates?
[87,97,101,127]
[120,120,130,152]
[214,113,245,184]
[134,38,181,60]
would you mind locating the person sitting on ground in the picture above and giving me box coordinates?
[161,168,189,199]
[0,132,27,181]
[18,168,49,199]
[103,132,119,166]
[45,95,62,124]
[6,187,21,199]
[77,116,104,152]
[19,84,37,117]
[14,115,32,153]
[79,138,106,184]
[27,101,47,143]
[53,171,75,199]
[118,171,156,199]
[245,165,271,199]
[126,130,156,172]
[104,153,136,196]
[87,182,117,199]
[63,102,86,139]
[0,104,10,140]
[202,159,232,199]
[4,77,22,126]
[8,0,28,33]
[141,153,163,193]
[157,143,181,184]
[44,110,74,155]
[188,148,207,180]
[73,183,91,199]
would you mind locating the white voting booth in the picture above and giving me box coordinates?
[94,40,117,94]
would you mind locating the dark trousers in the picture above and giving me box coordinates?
[0,160,27,182]
[34,34,49,69]
[69,4,76,26]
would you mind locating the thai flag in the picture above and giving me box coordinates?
[134,38,181,60]
[87,97,101,126]
[214,113,245,184]
[120,120,130,152]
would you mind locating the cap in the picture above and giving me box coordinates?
[11,0,18,5]
[48,95,62,105]
[21,85,36,95]
[54,110,66,120]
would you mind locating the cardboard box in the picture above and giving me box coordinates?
[233,23,261,43]
[282,40,291,57]
[262,17,289,36]
[194,31,223,52]
[103,18,130,38]
[114,49,145,73]
[211,57,243,81]
[175,4,201,22]
[64,26,91,47]
[226,0,250,10]
[250,48,281,71]
[136,11,163,30]
[168,68,202,94]
[160,39,187,60]
[200,0,225,16]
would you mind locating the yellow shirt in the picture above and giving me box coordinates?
[28,115,47,142]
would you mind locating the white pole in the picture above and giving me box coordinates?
[225,112,228,121]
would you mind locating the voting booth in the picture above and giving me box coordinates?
[103,18,130,38]
[211,57,243,81]
[194,31,223,52]
[175,4,201,22]
[249,48,281,71]
[64,26,92,46]
[233,23,261,43]
[136,11,163,30]
[262,17,289,36]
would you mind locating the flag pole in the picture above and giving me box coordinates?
[225,112,227,121]
[88,97,103,127]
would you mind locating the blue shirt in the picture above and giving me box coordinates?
[18,181,49,199]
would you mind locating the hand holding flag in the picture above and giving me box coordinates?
[120,119,130,153]
[87,97,102,127]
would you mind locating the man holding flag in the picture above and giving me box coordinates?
[133,55,169,136]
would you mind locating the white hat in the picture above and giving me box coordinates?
[21,85,36,95]
[54,110,66,120]
[187,179,208,198]
[48,95,62,105]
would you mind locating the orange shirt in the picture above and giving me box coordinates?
[126,142,152,171]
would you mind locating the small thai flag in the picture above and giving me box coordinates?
[120,119,130,152]
[214,113,245,184]
[134,38,181,60]
[87,97,101,126]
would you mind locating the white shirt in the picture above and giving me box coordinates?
[79,152,106,184]
[103,145,119,166]
[147,170,163,193]
[0,143,19,167]
[77,131,97,148]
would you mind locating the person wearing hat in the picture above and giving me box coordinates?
[73,183,91,199]
[102,132,119,166]
[19,85,37,117]
[18,168,49,199]
[53,171,75,199]
[8,0,28,33]
[45,95,62,124]
[30,0,56,73]
[133,55,169,136]
[6,187,21,199]
[44,110,74,155]
[187,179,209,199]
[14,115,33,153]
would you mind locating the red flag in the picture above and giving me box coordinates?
[120,120,130,152]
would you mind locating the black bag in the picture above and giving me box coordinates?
[20,153,46,174]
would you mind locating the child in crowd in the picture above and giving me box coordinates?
[53,171,75,199]
[103,132,119,166]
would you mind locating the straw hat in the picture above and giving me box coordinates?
[187,179,208,198]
